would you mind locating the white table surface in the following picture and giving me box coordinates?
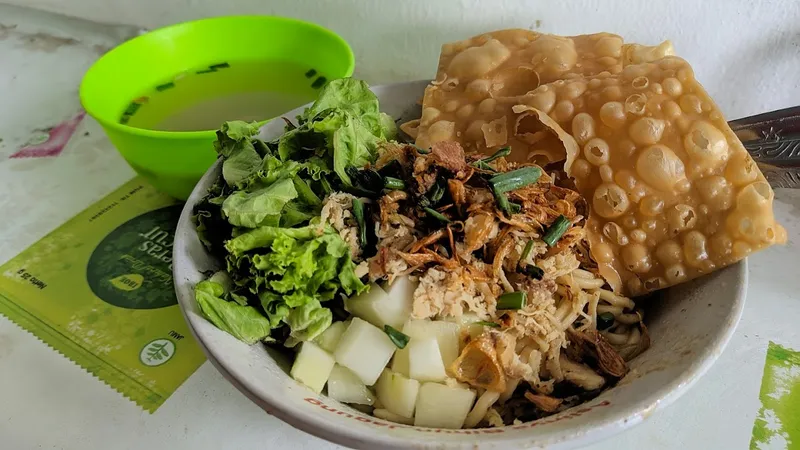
[1,5,799,449]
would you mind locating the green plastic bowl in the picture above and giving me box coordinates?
[80,16,354,200]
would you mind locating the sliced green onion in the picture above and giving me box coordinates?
[352,199,367,246]
[384,325,410,349]
[427,178,446,204]
[597,312,615,330]
[475,321,501,328]
[418,196,431,208]
[497,291,527,310]
[123,102,141,116]
[509,202,522,214]
[414,145,431,154]
[311,76,328,89]
[423,207,450,223]
[520,240,535,262]
[542,215,570,247]
[490,167,543,193]
[521,265,544,280]
[155,81,175,92]
[384,177,406,190]
[472,160,495,171]
[482,146,512,163]
[492,187,512,215]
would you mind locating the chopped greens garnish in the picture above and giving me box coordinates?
[520,240,535,262]
[597,312,615,330]
[346,167,383,195]
[384,325,410,349]
[490,167,543,194]
[475,320,501,328]
[472,146,511,170]
[493,187,512,216]
[384,176,405,190]
[497,291,527,310]
[427,177,446,204]
[543,215,570,247]
[521,265,544,280]
[155,81,175,91]
[123,102,141,116]
[352,198,367,247]
[423,207,451,223]
[311,76,328,89]
[509,202,522,214]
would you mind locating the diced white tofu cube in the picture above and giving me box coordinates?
[345,282,411,329]
[391,347,411,377]
[375,369,420,419]
[373,408,414,425]
[334,317,396,386]
[408,337,447,382]
[414,382,477,429]
[403,319,461,368]
[314,321,348,353]
[384,276,416,315]
[290,342,335,393]
[327,364,376,405]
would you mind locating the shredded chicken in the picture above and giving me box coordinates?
[412,267,492,319]
[321,192,361,260]
[362,139,648,425]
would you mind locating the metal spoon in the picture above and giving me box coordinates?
[729,106,800,188]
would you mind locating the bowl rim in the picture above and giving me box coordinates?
[79,15,355,140]
[172,81,749,449]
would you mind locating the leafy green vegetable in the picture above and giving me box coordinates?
[222,142,262,187]
[284,300,333,343]
[225,224,324,258]
[222,178,298,228]
[306,78,395,139]
[195,279,273,345]
[214,121,260,158]
[193,78,391,349]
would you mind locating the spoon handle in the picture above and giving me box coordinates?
[729,106,800,188]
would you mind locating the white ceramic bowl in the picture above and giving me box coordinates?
[172,81,747,449]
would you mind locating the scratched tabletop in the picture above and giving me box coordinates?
[1,5,799,450]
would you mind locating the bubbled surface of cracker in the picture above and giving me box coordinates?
[414,29,674,165]
[539,56,786,295]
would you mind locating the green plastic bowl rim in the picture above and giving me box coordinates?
[79,15,355,140]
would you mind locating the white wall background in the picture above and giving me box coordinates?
[6,0,800,122]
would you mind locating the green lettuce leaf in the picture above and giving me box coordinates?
[195,279,272,345]
[214,121,260,159]
[258,290,290,328]
[305,79,390,138]
[222,142,262,187]
[309,109,381,186]
[225,224,325,258]
[222,178,297,228]
[280,201,316,227]
[284,300,332,342]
